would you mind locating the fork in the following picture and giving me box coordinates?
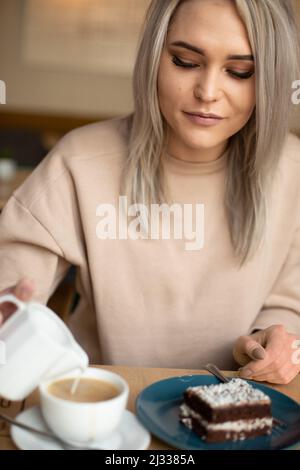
[203,363,287,430]
[0,413,101,450]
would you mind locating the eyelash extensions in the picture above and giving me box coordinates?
[171,55,254,80]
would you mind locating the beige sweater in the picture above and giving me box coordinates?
[1,116,300,369]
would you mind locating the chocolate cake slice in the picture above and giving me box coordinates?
[180,378,273,442]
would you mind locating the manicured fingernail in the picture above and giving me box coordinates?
[239,368,253,378]
[252,347,266,360]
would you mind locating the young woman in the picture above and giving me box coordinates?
[0,0,300,384]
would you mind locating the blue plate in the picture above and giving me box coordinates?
[136,375,300,450]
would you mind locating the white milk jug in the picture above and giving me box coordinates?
[0,294,89,400]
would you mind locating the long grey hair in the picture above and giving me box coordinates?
[122,0,300,265]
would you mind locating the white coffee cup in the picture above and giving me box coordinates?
[39,367,129,445]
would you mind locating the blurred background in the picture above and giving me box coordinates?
[0,0,299,175]
[0,0,299,319]
[0,0,152,318]
[0,0,150,173]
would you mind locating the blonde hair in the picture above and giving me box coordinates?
[122,0,300,265]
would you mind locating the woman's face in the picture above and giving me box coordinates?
[157,0,256,160]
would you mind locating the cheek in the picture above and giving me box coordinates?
[158,61,186,110]
[158,75,181,107]
[233,82,256,118]
[158,78,189,128]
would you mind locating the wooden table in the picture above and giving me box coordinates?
[1,366,300,450]
[0,168,32,210]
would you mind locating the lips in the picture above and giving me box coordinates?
[185,111,224,120]
[183,111,224,127]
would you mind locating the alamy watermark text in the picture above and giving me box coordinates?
[96,196,204,251]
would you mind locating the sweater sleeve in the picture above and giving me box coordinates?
[250,226,300,336]
[0,195,71,304]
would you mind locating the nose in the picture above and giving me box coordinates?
[193,68,222,102]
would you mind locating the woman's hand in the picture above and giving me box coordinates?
[0,278,35,325]
[233,325,300,384]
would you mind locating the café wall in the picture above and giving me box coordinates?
[0,0,133,118]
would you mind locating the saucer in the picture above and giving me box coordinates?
[11,406,151,450]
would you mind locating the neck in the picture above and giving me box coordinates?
[166,139,228,164]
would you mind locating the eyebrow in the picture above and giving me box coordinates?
[169,41,254,61]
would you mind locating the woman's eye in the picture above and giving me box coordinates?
[227,70,254,80]
[172,56,197,68]
[171,56,254,79]
[172,56,254,80]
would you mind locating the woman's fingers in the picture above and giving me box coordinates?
[241,336,266,361]
[239,328,285,377]
[248,358,297,384]
[14,278,35,301]
[0,278,35,325]
[233,334,266,366]
[246,341,298,383]
[238,326,300,384]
